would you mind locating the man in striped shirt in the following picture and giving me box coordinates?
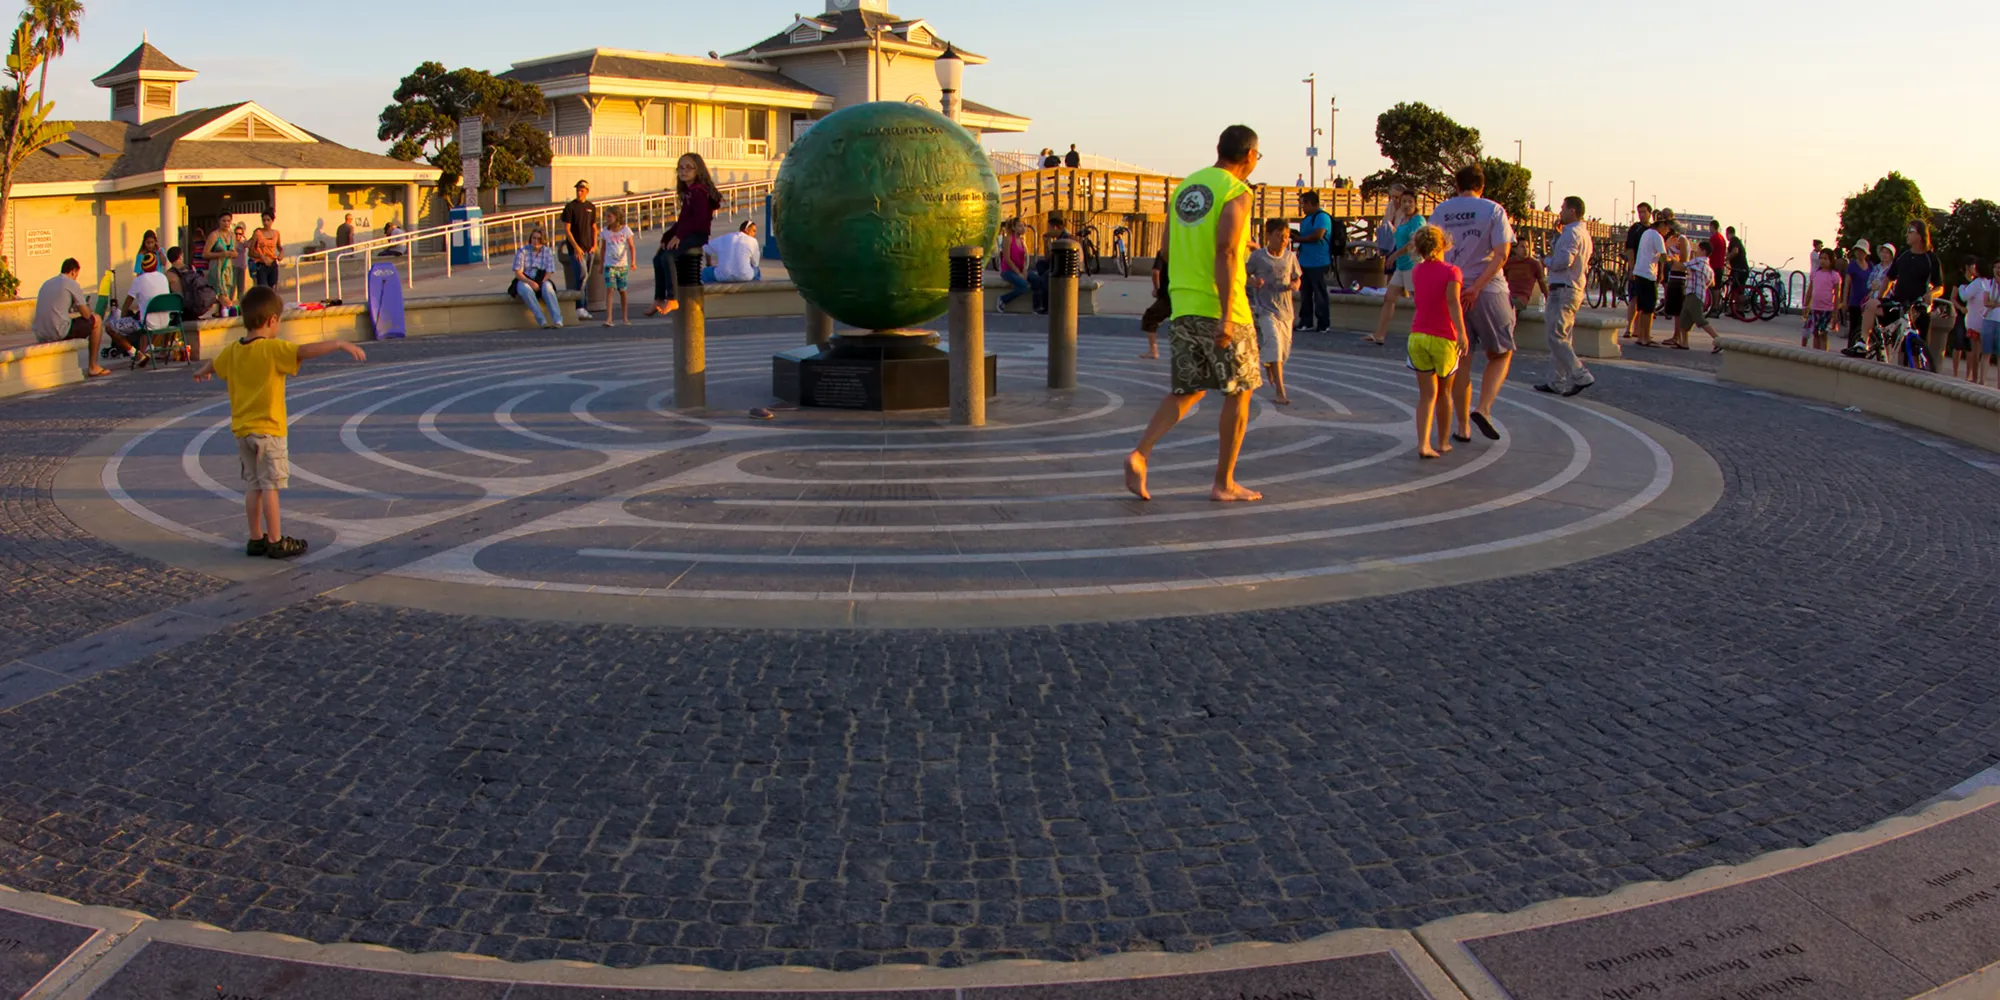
[512,228,563,329]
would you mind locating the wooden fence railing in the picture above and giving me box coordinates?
[996,168,1612,257]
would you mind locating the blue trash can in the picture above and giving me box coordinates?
[449,206,484,265]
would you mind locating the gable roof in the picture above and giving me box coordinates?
[728,7,985,62]
[92,42,196,85]
[13,105,436,190]
[503,50,824,96]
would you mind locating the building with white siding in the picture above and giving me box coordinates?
[497,0,1028,206]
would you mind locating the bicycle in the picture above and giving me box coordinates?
[1111,226,1131,278]
[1587,249,1626,310]
[1854,298,1938,370]
[1725,261,1788,322]
[1076,225,1103,276]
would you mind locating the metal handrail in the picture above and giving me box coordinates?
[297,178,776,302]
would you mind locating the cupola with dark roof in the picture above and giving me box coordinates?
[91,37,198,125]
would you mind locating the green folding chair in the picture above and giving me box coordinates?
[138,292,187,368]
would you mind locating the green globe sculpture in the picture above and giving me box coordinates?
[775,102,1001,332]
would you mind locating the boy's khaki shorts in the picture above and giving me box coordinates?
[237,433,289,490]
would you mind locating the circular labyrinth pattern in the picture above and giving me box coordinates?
[101,331,1711,624]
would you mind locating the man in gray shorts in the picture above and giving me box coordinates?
[1429,163,1517,441]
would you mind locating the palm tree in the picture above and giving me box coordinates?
[24,0,82,98]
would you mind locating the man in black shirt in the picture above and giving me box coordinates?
[1029,213,1073,315]
[560,180,599,320]
[1623,203,1652,337]
[1063,144,1081,168]
[1725,226,1748,292]
[1880,219,1943,362]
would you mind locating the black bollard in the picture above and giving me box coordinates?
[948,246,986,427]
[673,252,706,410]
[805,301,834,347]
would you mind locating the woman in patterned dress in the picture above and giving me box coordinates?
[205,220,240,317]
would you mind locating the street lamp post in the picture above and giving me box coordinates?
[1514,139,1522,166]
[1630,180,1636,219]
[1302,74,1318,188]
[934,43,965,124]
[1328,95,1339,184]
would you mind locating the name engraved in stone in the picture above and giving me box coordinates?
[0,937,22,951]
[1192,992,1315,1000]
[1571,923,1839,999]
[1906,872,2000,925]
[1923,867,1974,889]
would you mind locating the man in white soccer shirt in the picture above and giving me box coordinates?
[1430,163,1516,441]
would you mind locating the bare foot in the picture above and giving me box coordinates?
[1273,394,1291,405]
[1210,483,1262,502]
[1123,452,1150,500]
[86,366,112,378]
[1439,438,1453,454]
[1418,449,1441,459]
[1138,351,1159,359]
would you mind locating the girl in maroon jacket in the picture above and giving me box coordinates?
[648,154,724,316]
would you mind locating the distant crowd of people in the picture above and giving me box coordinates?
[1037,145,1083,169]
[31,210,293,375]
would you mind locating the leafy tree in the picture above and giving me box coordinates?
[1362,102,1481,198]
[378,62,549,208]
[1837,172,1927,253]
[0,18,70,289]
[1933,199,2000,273]
[1478,157,1533,222]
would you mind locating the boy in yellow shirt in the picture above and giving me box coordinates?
[192,286,366,558]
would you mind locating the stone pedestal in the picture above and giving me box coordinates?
[773,331,996,411]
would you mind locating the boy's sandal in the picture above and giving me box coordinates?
[264,535,309,559]
[1711,344,1724,354]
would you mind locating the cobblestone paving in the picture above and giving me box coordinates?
[3,319,1998,973]
[0,375,227,666]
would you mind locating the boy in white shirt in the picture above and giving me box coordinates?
[1246,218,1302,405]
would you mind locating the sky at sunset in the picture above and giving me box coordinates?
[43,0,2000,266]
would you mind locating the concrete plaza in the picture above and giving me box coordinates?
[3,312,1999,990]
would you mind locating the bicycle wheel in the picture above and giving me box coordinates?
[1728,287,1756,322]
[1754,284,1781,321]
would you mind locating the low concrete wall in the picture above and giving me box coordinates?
[0,298,32,336]
[1325,292,1623,358]
[1719,335,2000,452]
[988,276,1103,316]
[0,291,585,400]
[0,278,1103,399]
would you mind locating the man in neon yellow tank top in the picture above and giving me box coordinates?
[1124,125,1263,502]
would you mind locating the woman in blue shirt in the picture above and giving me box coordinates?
[1370,191,1424,345]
